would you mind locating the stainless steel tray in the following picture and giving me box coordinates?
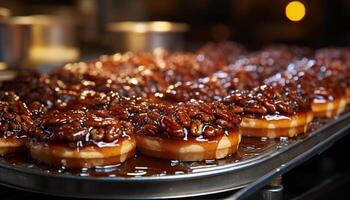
[0,112,350,199]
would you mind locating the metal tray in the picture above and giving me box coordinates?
[0,112,349,199]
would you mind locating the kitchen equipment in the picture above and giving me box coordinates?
[0,15,79,69]
[0,111,349,199]
[0,7,11,18]
[107,21,188,52]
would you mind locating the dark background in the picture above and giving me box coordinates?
[1,1,350,199]
[1,0,350,50]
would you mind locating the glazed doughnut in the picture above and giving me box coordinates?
[265,59,348,118]
[28,136,136,168]
[27,106,136,168]
[1,41,350,168]
[227,46,310,83]
[240,112,313,138]
[0,137,26,156]
[315,50,350,105]
[0,92,32,155]
[311,96,347,118]
[223,85,313,138]
[299,75,346,118]
[315,48,350,65]
[133,100,241,161]
[136,133,240,161]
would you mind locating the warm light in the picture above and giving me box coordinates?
[285,1,306,22]
[0,8,11,17]
[108,21,188,33]
[29,46,80,65]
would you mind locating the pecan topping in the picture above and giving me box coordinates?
[223,85,311,117]
[161,116,185,137]
[134,99,241,139]
[0,92,34,138]
[26,94,138,146]
[1,42,349,147]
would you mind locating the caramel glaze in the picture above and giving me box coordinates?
[0,137,27,155]
[264,57,349,118]
[0,92,33,155]
[2,137,275,177]
[222,85,311,118]
[220,85,313,138]
[241,124,307,138]
[27,135,136,168]
[130,99,242,161]
[21,92,143,167]
[0,114,340,177]
[136,131,240,161]
[132,100,240,139]
[0,42,350,173]
[0,92,33,138]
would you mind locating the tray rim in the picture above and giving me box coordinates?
[0,113,349,199]
[0,112,349,182]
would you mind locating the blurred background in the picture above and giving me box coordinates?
[0,1,350,199]
[1,0,350,69]
[1,0,350,52]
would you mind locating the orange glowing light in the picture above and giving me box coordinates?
[285,1,306,22]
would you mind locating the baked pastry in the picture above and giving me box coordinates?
[223,85,313,138]
[0,41,349,169]
[308,83,347,118]
[133,100,241,161]
[315,49,350,104]
[27,109,136,168]
[285,59,347,117]
[0,92,32,155]
[27,93,137,168]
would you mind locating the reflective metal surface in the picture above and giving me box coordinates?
[107,21,188,52]
[0,112,349,199]
[0,15,79,69]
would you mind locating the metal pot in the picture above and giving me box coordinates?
[0,15,79,69]
[107,21,188,52]
[0,7,11,18]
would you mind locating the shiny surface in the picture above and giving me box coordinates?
[107,21,188,52]
[0,113,348,199]
[285,1,306,22]
[0,43,349,198]
[0,15,79,68]
[108,21,189,33]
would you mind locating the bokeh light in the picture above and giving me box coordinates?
[285,1,306,22]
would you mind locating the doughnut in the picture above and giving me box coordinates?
[0,92,32,155]
[311,98,347,118]
[223,85,313,138]
[0,137,26,156]
[315,49,350,105]
[265,58,348,118]
[133,100,241,161]
[27,136,136,168]
[302,75,347,118]
[27,106,136,168]
[228,46,310,83]
[240,112,313,138]
[1,41,350,169]
[136,132,240,161]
